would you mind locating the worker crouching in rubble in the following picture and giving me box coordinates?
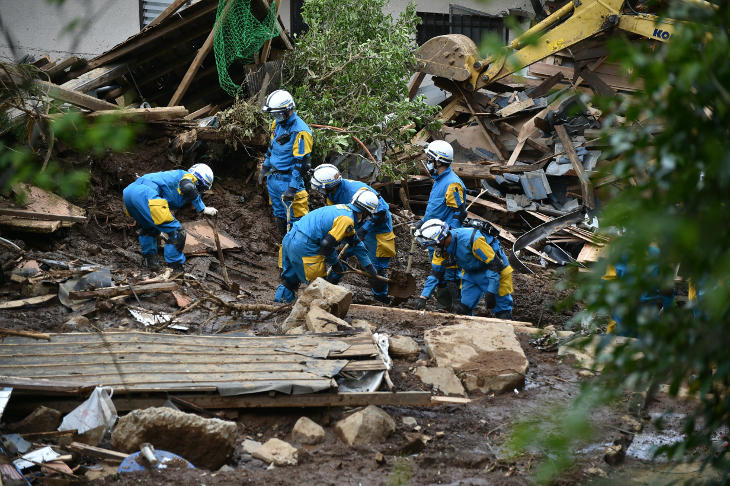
[413,140,466,312]
[275,190,384,303]
[413,219,514,318]
[122,163,217,272]
[259,89,313,238]
[311,164,395,304]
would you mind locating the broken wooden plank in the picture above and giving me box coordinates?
[61,63,128,94]
[0,328,50,340]
[146,0,190,28]
[0,375,93,394]
[68,282,177,300]
[408,71,427,100]
[527,72,565,98]
[71,106,188,121]
[19,430,76,440]
[44,56,82,79]
[168,27,216,106]
[0,208,87,223]
[184,104,216,120]
[36,80,118,111]
[498,122,552,155]
[496,98,534,117]
[466,195,508,213]
[348,304,532,328]
[555,124,595,209]
[0,294,56,310]
[529,62,641,91]
[577,242,604,263]
[67,442,129,462]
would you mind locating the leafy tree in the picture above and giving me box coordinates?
[280,0,440,177]
[511,1,730,483]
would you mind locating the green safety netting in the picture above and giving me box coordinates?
[213,0,279,96]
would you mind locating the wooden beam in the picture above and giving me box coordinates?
[527,71,564,98]
[408,72,427,100]
[36,80,118,111]
[71,106,188,121]
[0,208,87,222]
[86,2,218,70]
[67,442,129,462]
[555,124,595,209]
[146,0,190,28]
[498,122,552,155]
[0,375,92,394]
[259,0,282,64]
[69,281,177,300]
[168,27,216,106]
[0,328,50,340]
[184,104,216,120]
[0,294,56,310]
[348,304,533,329]
[466,195,507,213]
[61,63,128,94]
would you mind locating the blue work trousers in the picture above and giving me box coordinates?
[266,172,308,221]
[122,182,185,265]
[460,270,513,315]
[275,231,324,302]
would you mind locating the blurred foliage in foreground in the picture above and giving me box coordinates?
[510,1,730,483]
[1,62,137,200]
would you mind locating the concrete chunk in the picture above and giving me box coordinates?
[291,417,325,445]
[283,278,352,330]
[424,321,528,394]
[111,407,237,470]
[7,406,62,433]
[334,405,395,446]
[305,306,351,333]
[252,438,298,466]
[389,335,420,358]
[415,367,467,397]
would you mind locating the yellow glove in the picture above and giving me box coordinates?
[498,265,514,296]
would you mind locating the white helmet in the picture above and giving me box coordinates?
[350,188,379,215]
[263,89,295,114]
[311,164,342,193]
[188,163,214,191]
[424,140,454,164]
[414,219,450,247]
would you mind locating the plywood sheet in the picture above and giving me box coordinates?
[182,221,241,254]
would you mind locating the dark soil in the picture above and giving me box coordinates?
[0,138,694,485]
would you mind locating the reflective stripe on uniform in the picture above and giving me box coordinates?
[292,190,309,218]
[293,131,313,157]
[445,182,465,208]
[471,236,495,264]
[375,231,396,258]
[148,199,174,225]
[302,254,326,281]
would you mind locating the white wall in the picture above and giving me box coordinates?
[385,0,532,17]
[0,0,141,62]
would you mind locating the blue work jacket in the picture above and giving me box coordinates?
[421,227,506,298]
[421,166,466,228]
[326,179,393,234]
[264,112,313,190]
[134,170,206,212]
[290,204,372,267]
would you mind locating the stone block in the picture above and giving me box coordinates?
[252,438,298,466]
[334,405,395,446]
[291,417,325,445]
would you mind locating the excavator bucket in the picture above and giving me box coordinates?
[414,34,479,82]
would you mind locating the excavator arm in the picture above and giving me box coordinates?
[415,0,709,92]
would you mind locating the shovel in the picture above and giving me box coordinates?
[342,261,417,299]
[206,215,235,291]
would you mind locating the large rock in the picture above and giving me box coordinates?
[424,321,528,394]
[415,367,467,397]
[291,417,325,445]
[7,406,62,433]
[283,278,352,330]
[252,438,298,466]
[111,407,237,470]
[334,405,395,446]
[305,305,351,333]
[389,335,420,358]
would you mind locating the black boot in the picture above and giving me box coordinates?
[144,254,161,272]
[495,310,513,320]
[168,262,184,272]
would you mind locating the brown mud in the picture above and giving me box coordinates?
[0,139,694,484]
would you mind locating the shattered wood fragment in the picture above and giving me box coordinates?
[67,442,129,462]
[68,282,178,300]
[0,376,92,394]
[496,98,534,117]
[0,328,51,340]
[36,80,118,111]
[555,124,595,209]
[0,294,57,310]
[0,209,87,223]
[81,106,189,121]
[527,72,565,98]
[408,72,426,100]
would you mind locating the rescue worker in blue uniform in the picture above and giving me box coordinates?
[259,89,313,237]
[413,219,514,318]
[123,163,217,272]
[413,140,467,311]
[310,164,395,304]
[274,190,383,303]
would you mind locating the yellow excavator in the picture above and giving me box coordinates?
[414,0,714,92]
